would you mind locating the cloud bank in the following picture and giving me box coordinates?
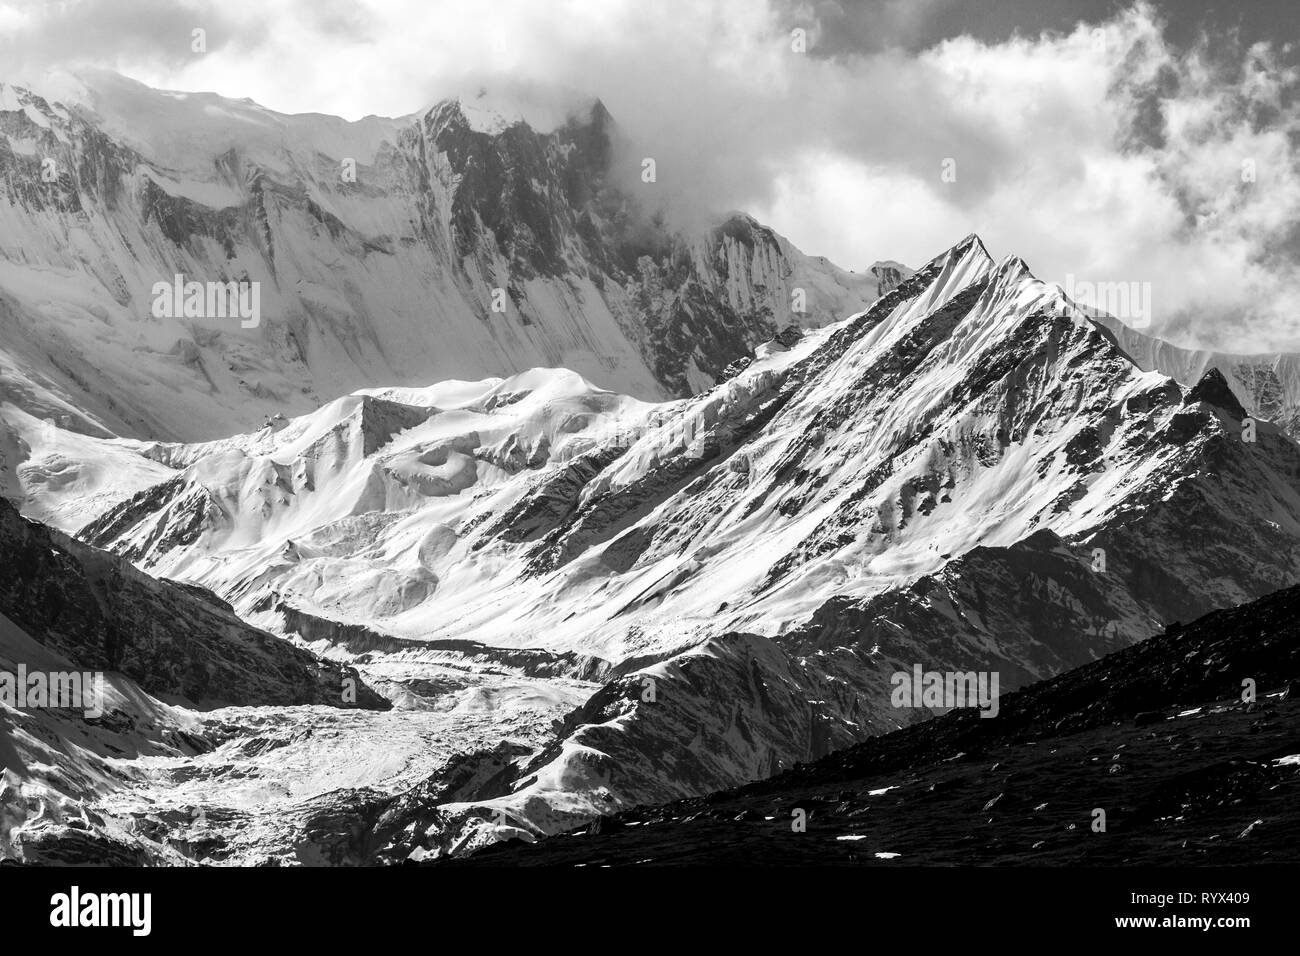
[1,0,1298,351]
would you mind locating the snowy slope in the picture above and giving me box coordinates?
[0,403,173,529]
[87,235,1300,658]
[0,70,885,442]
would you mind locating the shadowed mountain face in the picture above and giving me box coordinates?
[0,496,384,710]
[0,72,886,442]
[445,582,1300,867]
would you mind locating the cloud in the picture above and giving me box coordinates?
[774,0,963,56]
[1,0,1298,351]
[0,0,253,69]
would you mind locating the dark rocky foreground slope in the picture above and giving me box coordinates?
[0,496,384,709]
[445,583,1300,866]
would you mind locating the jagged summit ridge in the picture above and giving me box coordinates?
[0,70,884,442]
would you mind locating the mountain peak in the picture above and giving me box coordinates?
[1184,367,1248,420]
[425,90,609,137]
[426,95,528,134]
[918,232,995,277]
[585,97,614,128]
[953,232,992,259]
[992,253,1033,283]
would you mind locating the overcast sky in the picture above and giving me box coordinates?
[2,0,1299,352]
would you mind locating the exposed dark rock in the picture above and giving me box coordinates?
[1185,368,1248,420]
[0,497,386,710]
[444,580,1300,866]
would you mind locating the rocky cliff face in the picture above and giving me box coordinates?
[0,72,884,442]
[1092,313,1300,440]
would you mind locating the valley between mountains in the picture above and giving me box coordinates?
[6,228,1300,864]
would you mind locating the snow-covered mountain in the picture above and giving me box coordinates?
[0,70,891,442]
[1090,314,1300,440]
[77,234,1300,659]
[9,231,1300,863]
